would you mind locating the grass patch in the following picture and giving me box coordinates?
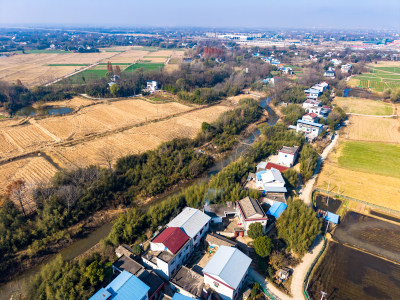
[47,64,89,66]
[25,50,71,54]
[63,69,107,84]
[98,63,132,65]
[123,63,164,73]
[168,58,181,64]
[338,141,400,178]
[334,97,393,115]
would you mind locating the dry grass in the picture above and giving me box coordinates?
[334,97,393,116]
[316,162,400,211]
[33,96,96,109]
[342,115,400,144]
[50,105,231,167]
[366,61,400,68]
[0,52,116,86]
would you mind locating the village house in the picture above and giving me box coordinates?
[167,207,211,249]
[143,227,191,279]
[278,145,299,167]
[256,168,287,193]
[236,196,268,234]
[146,81,158,93]
[324,67,335,78]
[312,82,329,93]
[205,233,237,248]
[296,119,324,141]
[302,112,319,123]
[306,105,330,118]
[90,270,150,300]
[264,162,289,173]
[304,88,321,100]
[203,202,237,224]
[341,63,352,73]
[202,246,252,300]
[331,58,342,66]
[170,266,205,299]
[281,67,293,75]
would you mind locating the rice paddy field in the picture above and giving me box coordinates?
[309,212,400,300]
[333,97,393,115]
[350,62,400,92]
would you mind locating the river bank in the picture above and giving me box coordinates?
[0,98,278,299]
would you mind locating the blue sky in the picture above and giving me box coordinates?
[0,0,399,30]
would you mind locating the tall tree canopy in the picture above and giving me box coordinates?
[276,199,321,254]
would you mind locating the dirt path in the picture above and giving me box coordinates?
[299,134,339,205]
[346,113,396,118]
[290,235,325,299]
[248,267,291,300]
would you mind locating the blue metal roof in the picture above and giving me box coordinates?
[267,202,287,219]
[202,246,251,289]
[97,270,150,300]
[90,288,111,300]
[172,293,195,300]
[263,186,287,193]
[256,171,266,181]
[325,212,339,224]
[297,119,323,127]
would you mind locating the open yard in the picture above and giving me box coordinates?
[333,97,393,115]
[342,115,400,144]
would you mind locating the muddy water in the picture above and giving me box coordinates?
[0,99,278,299]
[309,212,400,299]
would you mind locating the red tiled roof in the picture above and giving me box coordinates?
[152,227,189,254]
[265,162,289,173]
[305,113,318,118]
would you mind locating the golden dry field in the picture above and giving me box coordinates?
[0,99,231,202]
[48,105,230,167]
[0,47,184,86]
[342,115,400,144]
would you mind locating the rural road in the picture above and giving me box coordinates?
[299,133,339,205]
[248,234,325,300]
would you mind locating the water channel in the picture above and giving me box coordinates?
[0,98,278,299]
[15,106,73,117]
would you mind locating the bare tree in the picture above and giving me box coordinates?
[58,185,82,212]
[97,145,116,170]
[6,180,28,216]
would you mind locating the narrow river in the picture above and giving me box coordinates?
[0,99,277,299]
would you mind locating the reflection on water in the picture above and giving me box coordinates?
[16,106,73,116]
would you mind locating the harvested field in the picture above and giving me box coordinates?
[342,115,400,144]
[50,105,231,167]
[309,241,400,300]
[0,52,116,86]
[3,123,55,151]
[316,162,400,211]
[333,97,393,115]
[0,132,18,156]
[36,99,192,140]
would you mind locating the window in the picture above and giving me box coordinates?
[178,252,182,258]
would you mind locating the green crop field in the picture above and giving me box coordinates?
[123,63,164,73]
[338,141,400,178]
[353,66,400,91]
[47,63,89,66]
[62,69,107,84]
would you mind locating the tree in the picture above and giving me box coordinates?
[390,88,400,103]
[254,236,272,258]
[283,169,299,190]
[97,145,116,170]
[85,260,105,286]
[114,65,121,76]
[276,199,321,254]
[269,251,286,270]
[106,61,113,73]
[109,84,120,97]
[201,122,211,132]
[326,107,346,130]
[281,104,305,125]
[299,144,318,181]
[6,180,28,216]
[132,244,141,255]
[247,222,264,239]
